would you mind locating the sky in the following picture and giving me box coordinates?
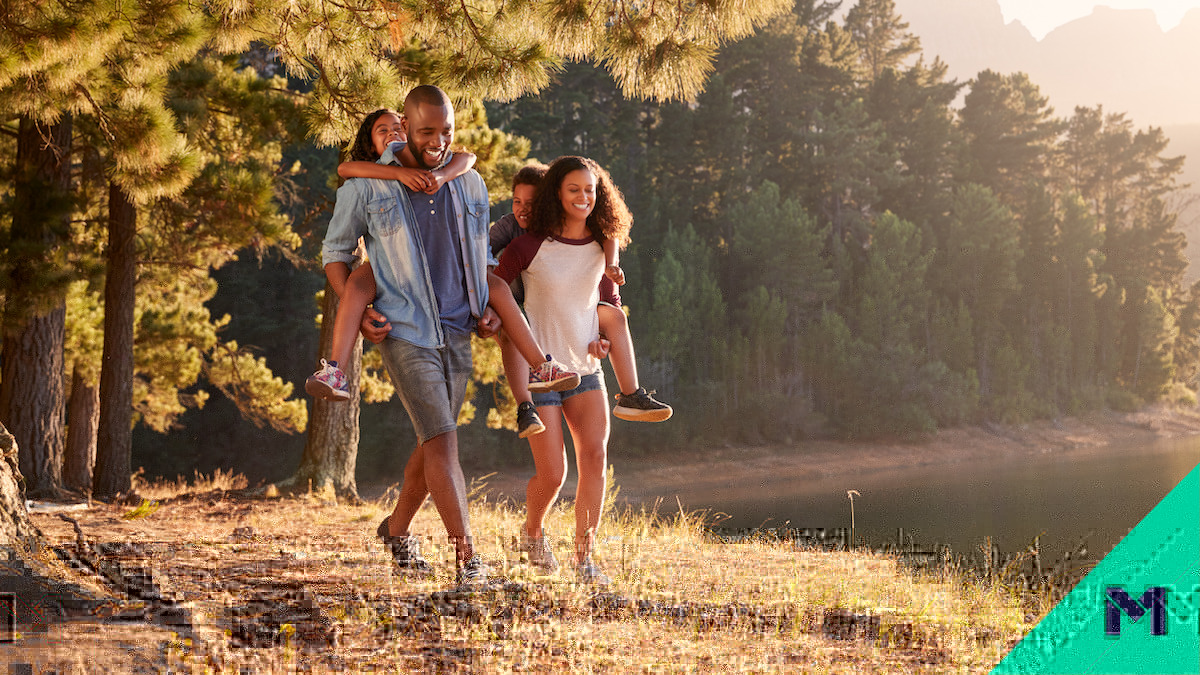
[996,0,1200,38]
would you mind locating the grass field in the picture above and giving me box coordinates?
[4,470,1036,673]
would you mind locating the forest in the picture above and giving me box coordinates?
[1,0,1194,495]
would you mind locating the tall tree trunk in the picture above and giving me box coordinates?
[94,183,137,500]
[287,278,362,500]
[64,366,99,495]
[0,307,66,497]
[0,115,72,498]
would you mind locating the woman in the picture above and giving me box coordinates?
[494,156,633,584]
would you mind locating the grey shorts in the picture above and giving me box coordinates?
[377,331,473,446]
[531,372,606,408]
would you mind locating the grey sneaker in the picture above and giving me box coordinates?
[613,387,672,422]
[516,401,546,438]
[575,557,611,586]
[456,554,489,587]
[520,535,559,574]
[376,517,433,575]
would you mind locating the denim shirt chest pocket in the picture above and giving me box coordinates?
[463,199,489,238]
[366,196,404,237]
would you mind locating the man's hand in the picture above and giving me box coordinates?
[426,170,449,194]
[361,306,391,344]
[476,306,501,338]
[588,337,612,359]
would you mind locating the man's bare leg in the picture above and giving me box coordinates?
[387,445,429,537]
[400,431,474,564]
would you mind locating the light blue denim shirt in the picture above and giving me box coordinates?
[321,143,495,349]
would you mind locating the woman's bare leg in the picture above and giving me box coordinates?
[561,389,610,563]
[524,405,568,538]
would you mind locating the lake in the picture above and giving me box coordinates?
[657,436,1200,564]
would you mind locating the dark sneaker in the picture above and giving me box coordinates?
[306,359,350,401]
[376,517,433,575]
[517,401,546,438]
[613,387,672,422]
[575,557,610,586]
[519,535,559,574]
[456,554,489,587]
[529,356,581,393]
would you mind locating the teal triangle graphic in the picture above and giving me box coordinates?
[991,464,1200,674]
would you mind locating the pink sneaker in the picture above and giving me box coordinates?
[305,359,350,401]
[528,356,581,393]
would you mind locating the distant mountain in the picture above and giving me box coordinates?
[895,0,1200,128]
[893,0,1200,280]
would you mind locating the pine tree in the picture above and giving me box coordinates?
[844,0,921,82]
[0,116,73,497]
[930,184,1022,411]
[958,70,1063,207]
[1056,106,1187,397]
[63,282,103,494]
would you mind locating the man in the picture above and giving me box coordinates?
[321,85,495,585]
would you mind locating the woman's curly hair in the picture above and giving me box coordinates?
[347,108,400,162]
[527,156,632,248]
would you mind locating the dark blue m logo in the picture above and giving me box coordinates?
[1105,586,1167,636]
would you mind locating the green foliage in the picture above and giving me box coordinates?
[206,341,307,433]
[221,0,793,145]
[454,99,532,204]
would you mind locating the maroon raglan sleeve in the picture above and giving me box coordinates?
[494,233,542,285]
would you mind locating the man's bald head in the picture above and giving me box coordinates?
[403,85,452,115]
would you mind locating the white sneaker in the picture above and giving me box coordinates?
[520,535,560,574]
[575,557,610,586]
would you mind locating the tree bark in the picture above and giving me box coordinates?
[286,278,363,500]
[0,308,67,497]
[0,115,72,499]
[64,367,98,495]
[0,423,38,547]
[93,183,137,500]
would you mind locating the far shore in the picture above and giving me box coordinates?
[470,404,1200,511]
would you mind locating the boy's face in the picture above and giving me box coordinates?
[512,183,536,229]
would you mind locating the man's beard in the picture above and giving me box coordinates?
[414,147,447,171]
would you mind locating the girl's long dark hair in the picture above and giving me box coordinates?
[527,156,632,248]
[348,108,399,162]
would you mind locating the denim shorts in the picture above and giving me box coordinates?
[531,372,606,408]
[377,331,472,446]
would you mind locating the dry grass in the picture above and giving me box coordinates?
[7,473,1032,673]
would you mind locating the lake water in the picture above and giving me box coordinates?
[661,436,1200,564]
